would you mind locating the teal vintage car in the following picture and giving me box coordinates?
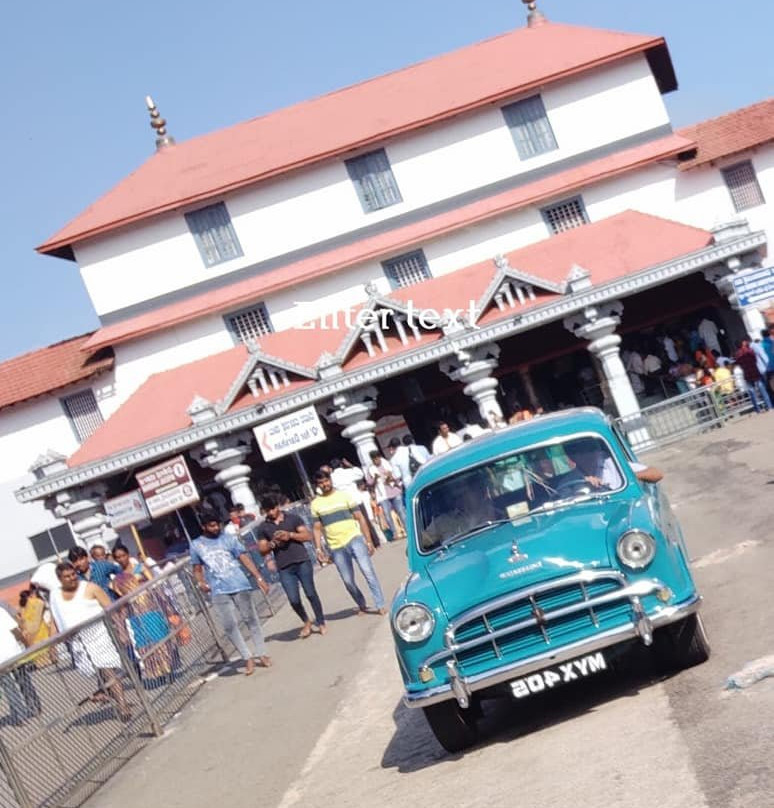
[391,408,709,752]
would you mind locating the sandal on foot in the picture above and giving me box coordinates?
[299,624,312,639]
[245,658,256,676]
[256,655,273,668]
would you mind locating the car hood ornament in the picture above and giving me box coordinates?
[508,539,528,563]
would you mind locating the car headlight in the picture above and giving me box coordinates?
[394,604,435,642]
[617,530,656,569]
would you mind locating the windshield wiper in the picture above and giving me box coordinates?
[440,518,518,549]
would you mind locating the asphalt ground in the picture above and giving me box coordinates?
[90,412,774,808]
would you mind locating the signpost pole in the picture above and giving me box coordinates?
[176,510,192,541]
[292,452,314,499]
[130,524,147,560]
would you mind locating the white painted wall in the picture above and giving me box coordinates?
[106,315,235,414]
[75,55,668,317]
[96,146,774,408]
[0,390,99,578]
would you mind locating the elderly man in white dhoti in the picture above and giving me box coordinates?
[50,562,131,721]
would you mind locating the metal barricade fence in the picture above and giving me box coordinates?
[0,560,273,808]
[617,381,754,453]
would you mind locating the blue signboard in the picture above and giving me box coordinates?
[732,267,774,307]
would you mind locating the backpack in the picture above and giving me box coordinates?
[408,446,422,475]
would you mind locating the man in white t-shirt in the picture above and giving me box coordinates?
[431,422,463,456]
[0,609,41,724]
[388,436,430,488]
[330,458,365,497]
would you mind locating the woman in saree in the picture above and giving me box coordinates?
[18,585,57,667]
[111,543,176,688]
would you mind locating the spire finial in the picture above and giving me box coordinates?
[521,0,548,27]
[145,95,175,151]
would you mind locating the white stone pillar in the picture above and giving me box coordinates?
[705,222,768,338]
[323,386,379,468]
[564,302,650,447]
[192,432,258,512]
[31,451,115,549]
[49,485,111,549]
[439,343,504,426]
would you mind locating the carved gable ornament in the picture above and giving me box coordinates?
[216,341,317,414]
[476,254,567,321]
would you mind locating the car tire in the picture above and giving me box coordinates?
[654,613,711,672]
[422,698,481,753]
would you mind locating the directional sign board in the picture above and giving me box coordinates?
[732,266,774,307]
[253,405,326,462]
[104,489,150,530]
[136,455,200,518]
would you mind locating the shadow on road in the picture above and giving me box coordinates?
[381,654,672,773]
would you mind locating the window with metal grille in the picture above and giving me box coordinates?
[185,202,243,267]
[722,161,765,212]
[382,250,432,288]
[502,95,558,160]
[541,197,589,235]
[345,149,403,212]
[225,303,274,344]
[29,524,76,561]
[61,389,103,443]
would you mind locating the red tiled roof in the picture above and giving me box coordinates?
[0,334,114,411]
[65,211,713,469]
[68,345,249,467]
[81,132,694,353]
[39,23,674,257]
[677,98,774,170]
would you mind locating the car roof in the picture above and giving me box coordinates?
[412,407,612,489]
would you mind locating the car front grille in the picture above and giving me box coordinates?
[443,571,636,673]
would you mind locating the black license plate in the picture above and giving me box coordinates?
[510,652,608,699]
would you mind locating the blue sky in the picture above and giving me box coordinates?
[1,0,771,361]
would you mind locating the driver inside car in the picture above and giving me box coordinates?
[563,437,663,490]
[421,474,497,548]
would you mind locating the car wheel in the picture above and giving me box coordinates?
[654,613,711,672]
[422,698,481,753]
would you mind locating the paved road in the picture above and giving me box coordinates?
[92,413,774,808]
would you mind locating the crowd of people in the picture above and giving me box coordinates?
[622,318,774,413]
[3,320,769,725]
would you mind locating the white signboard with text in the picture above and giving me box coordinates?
[732,266,774,307]
[253,405,326,462]
[136,455,200,518]
[103,489,150,530]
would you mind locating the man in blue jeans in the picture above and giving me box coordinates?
[311,470,386,615]
[190,512,272,675]
[257,492,327,639]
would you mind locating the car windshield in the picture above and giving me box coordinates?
[416,434,625,551]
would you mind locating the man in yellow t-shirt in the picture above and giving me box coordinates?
[311,470,386,615]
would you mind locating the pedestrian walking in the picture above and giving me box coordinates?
[50,562,131,721]
[389,434,430,489]
[735,339,772,412]
[258,493,327,638]
[190,512,272,675]
[330,457,365,496]
[366,450,407,540]
[310,470,386,615]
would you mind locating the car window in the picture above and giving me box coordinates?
[416,434,625,552]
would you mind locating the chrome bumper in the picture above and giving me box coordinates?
[403,593,702,709]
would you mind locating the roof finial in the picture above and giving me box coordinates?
[521,0,548,27]
[145,95,175,151]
